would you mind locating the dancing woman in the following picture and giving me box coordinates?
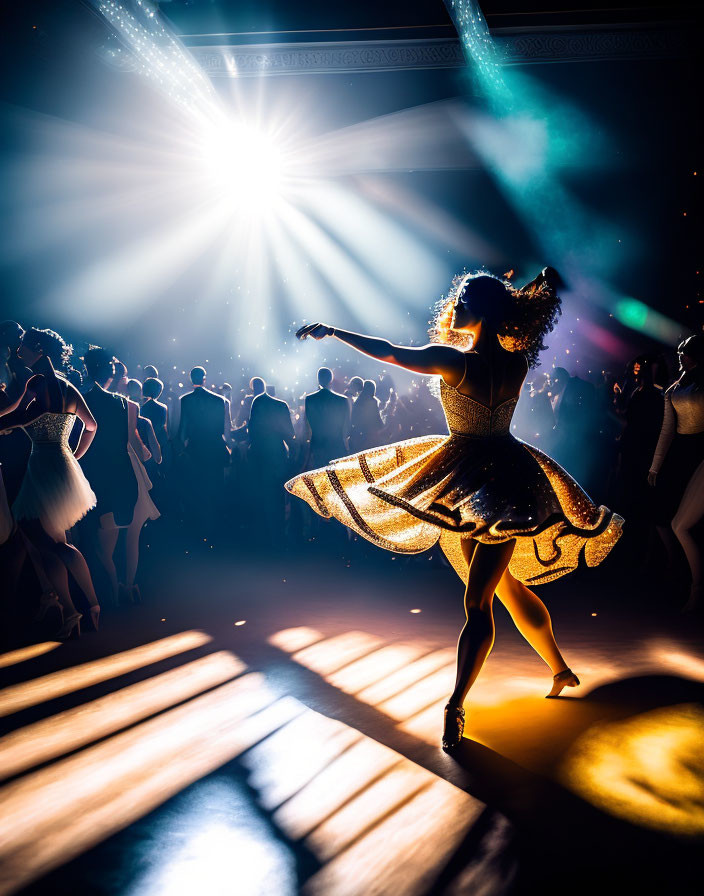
[648,334,704,612]
[290,269,623,751]
[2,328,100,638]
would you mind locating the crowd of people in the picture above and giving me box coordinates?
[1,316,702,649]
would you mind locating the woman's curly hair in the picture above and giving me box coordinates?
[429,270,562,368]
[23,327,73,370]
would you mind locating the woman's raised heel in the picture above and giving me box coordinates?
[546,668,580,698]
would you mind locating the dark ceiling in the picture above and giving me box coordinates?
[154,0,696,34]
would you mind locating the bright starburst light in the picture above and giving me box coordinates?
[198,121,286,213]
[0,0,681,384]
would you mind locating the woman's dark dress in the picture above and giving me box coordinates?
[81,386,137,526]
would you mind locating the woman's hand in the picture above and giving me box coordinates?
[296,323,334,341]
[540,266,565,290]
[647,470,657,487]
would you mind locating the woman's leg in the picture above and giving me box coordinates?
[448,538,515,708]
[19,530,55,595]
[125,510,148,588]
[671,460,704,606]
[495,569,569,675]
[52,533,100,608]
[96,513,120,604]
[19,521,78,616]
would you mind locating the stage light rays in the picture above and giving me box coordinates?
[92,0,220,125]
[43,199,235,324]
[297,181,447,307]
[2,95,465,365]
[290,100,479,178]
[3,0,671,376]
[356,174,502,264]
[275,202,406,335]
[437,8,686,349]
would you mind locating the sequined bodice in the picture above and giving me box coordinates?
[440,380,517,437]
[23,412,75,448]
[672,381,704,434]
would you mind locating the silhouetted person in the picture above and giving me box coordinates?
[617,358,663,514]
[549,367,597,479]
[109,360,129,396]
[247,378,295,544]
[0,321,32,504]
[304,367,350,468]
[81,347,143,605]
[350,379,384,451]
[178,366,231,534]
[345,376,363,400]
[648,335,704,611]
[235,376,260,427]
[142,378,169,454]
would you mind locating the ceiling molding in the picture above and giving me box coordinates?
[99,25,692,77]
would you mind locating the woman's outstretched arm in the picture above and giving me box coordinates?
[296,323,465,382]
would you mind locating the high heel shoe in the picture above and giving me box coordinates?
[57,612,82,641]
[546,668,580,698]
[442,703,466,752]
[86,604,100,632]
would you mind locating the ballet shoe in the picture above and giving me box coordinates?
[131,585,142,605]
[57,612,82,641]
[118,583,133,606]
[546,668,580,698]
[442,703,466,752]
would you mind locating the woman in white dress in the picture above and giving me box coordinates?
[3,328,100,638]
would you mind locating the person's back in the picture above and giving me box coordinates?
[304,367,349,465]
[351,381,385,450]
[249,392,294,467]
[180,390,223,442]
[83,385,129,462]
[81,384,136,506]
[179,368,227,458]
[142,398,168,441]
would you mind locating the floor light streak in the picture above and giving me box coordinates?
[0,631,211,718]
[0,643,61,671]
[0,651,245,781]
[292,632,384,677]
[0,675,297,895]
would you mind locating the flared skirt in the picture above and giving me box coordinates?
[13,443,96,538]
[285,433,624,586]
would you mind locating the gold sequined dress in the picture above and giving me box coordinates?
[12,412,96,538]
[285,375,623,586]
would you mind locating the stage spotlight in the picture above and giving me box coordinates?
[198,121,285,213]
